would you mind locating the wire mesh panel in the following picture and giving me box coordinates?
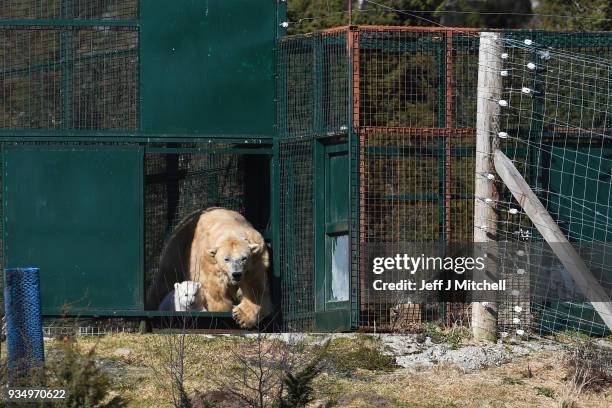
[494,32,612,337]
[279,138,315,331]
[278,27,481,331]
[355,28,479,330]
[277,30,349,139]
[277,29,349,330]
[0,1,138,20]
[0,1,138,130]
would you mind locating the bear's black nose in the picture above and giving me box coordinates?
[232,272,243,281]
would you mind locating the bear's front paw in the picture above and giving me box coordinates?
[232,304,259,328]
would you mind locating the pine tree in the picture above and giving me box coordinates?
[279,344,328,408]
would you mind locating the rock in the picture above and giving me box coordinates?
[113,347,132,357]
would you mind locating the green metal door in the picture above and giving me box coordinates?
[3,145,144,314]
[315,142,351,330]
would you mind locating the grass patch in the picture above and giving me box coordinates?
[553,330,591,344]
[326,337,397,374]
[501,377,525,385]
[535,386,555,398]
[415,323,471,348]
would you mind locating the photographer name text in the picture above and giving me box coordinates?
[372,279,506,291]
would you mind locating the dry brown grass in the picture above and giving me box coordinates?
[7,334,608,408]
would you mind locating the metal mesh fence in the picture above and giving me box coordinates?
[0,0,138,20]
[355,28,479,330]
[277,29,349,331]
[492,32,612,338]
[278,27,612,337]
[279,138,315,331]
[278,27,481,330]
[0,1,138,130]
[277,29,349,139]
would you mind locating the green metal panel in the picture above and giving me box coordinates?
[3,145,144,314]
[326,146,349,223]
[545,145,612,242]
[140,0,277,135]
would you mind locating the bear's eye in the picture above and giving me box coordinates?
[224,257,230,262]
[241,256,247,262]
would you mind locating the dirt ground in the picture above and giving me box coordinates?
[32,331,609,408]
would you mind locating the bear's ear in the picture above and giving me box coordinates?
[196,282,201,289]
[174,282,179,290]
[207,247,218,257]
[249,243,260,253]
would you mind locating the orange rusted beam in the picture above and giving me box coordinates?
[360,126,474,136]
[321,25,350,35]
[549,127,612,133]
[445,32,453,243]
[357,25,479,33]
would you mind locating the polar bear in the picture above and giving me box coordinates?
[188,208,272,328]
[158,281,202,311]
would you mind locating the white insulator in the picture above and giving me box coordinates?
[501,70,509,77]
[501,53,509,59]
[516,250,525,257]
[539,50,551,60]
[498,131,509,138]
[500,331,509,338]
[527,62,536,70]
[509,208,519,215]
[486,173,495,180]
[511,289,520,296]
[485,198,494,204]
[524,39,533,46]
[340,125,348,131]
[280,21,289,28]
[512,317,521,324]
[516,329,525,336]
[498,100,508,107]
[521,87,532,94]
[514,306,523,313]
[517,268,525,275]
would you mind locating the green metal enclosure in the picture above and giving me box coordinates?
[1,0,610,334]
[0,0,285,321]
[277,27,612,334]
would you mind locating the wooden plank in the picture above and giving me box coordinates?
[472,32,502,340]
[494,149,612,330]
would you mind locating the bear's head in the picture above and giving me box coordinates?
[175,280,201,309]
[207,234,260,284]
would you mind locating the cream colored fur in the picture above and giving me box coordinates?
[188,208,272,328]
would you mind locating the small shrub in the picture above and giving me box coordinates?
[558,398,578,408]
[46,337,127,408]
[501,377,524,385]
[535,386,555,398]
[563,341,610,393]
[522,364,533,379]
[280,345,328,408]
[445,326,470,350]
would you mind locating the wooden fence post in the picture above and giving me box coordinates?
[472,32,502,341]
